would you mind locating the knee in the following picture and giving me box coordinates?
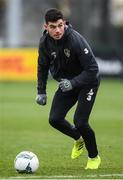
[49,114,59,127]
[74,116,89,131]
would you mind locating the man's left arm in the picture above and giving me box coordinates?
[70,37,99,88]
[59,38,99,92]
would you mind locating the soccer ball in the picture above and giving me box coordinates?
[14,151,39,173]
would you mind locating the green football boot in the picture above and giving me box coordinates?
[71,137,84,159]
[85,155,101,170]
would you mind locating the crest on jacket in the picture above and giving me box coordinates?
[51,52,57,59]
[64,48,70,58]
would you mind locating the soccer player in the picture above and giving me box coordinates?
[36,8,101,169]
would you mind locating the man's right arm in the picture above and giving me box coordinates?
[37,57,49,94]
[36,47,49,105]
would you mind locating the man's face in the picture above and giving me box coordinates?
[44,19,65,40]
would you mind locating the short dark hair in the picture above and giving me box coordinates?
[45,8,64,24]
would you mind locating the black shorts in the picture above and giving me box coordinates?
[49,85,99,126]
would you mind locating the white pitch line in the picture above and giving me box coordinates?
[0,176,82,180]
[86,173,123,178]
[1,174,123,179]
[101,174,123,177]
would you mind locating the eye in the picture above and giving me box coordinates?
[58,24,63,28]
[50,25,56,29]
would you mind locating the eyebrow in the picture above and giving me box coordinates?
[49,22,63,27]
[49,24,56,28]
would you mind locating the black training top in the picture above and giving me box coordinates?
[37,23,100,94]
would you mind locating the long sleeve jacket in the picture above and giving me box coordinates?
[37,23,100,94]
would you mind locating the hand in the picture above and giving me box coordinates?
[59,79,73,92]
[36,94,47,105]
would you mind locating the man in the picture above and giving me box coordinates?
[36,8,101,169]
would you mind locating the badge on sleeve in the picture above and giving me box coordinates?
[84,48,89,54]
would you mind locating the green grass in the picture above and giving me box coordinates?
[0,79,123,179]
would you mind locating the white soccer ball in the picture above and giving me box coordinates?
[14,151,39,173]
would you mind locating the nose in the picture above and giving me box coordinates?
[55,27,60,33]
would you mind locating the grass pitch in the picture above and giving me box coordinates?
[0,79,123,179]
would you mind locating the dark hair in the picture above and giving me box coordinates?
[45,8,64,24]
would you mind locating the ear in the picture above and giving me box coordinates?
[63,20,66,25]
[44,24,48,30]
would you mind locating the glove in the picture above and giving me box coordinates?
[59,79,73,92]
[36,94,47,105]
